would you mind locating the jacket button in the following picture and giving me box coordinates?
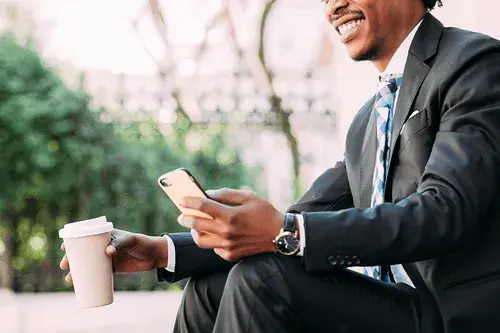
[353,256,361,265]
[328,255,338,266]
[346,260,352,266]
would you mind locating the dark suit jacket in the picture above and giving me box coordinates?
[158,14,500,333]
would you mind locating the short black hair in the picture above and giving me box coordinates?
[422,0,443,10]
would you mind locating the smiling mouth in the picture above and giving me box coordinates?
[338,19,364,35]
[334,19,365,43]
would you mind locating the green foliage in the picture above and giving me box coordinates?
[0,34,257,292]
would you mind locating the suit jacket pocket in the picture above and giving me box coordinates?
[398,108,430,154]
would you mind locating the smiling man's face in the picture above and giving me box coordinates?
[323,0,425,68]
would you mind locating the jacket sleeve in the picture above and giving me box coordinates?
[287,159,354,214]
[302,36,500,272]
[157,232,235,283]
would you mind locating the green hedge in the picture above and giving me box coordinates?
[0,34,257,292]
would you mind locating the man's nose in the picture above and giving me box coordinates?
[325,0,349,22]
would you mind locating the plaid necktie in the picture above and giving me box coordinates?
[364,74,402,282]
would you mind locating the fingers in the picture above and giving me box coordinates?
[179,214,240,242]
[106,229,135,256]
[105,244,117,256]
[60,254,69,270]
[213,242,276,262]
[214,248,241,262]
[60,246,72,284]
[65,272,73,285]
[180,196,232,219]
[205,188,251,206]
[191,229,234,249]
[178,215,219,234]
[61,242,65,252]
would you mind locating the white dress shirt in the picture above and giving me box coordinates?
[380,19,423,107]
[165,19,424,274]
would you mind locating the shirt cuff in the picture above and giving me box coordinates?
[163,235,176,272]
[296,213,306,256]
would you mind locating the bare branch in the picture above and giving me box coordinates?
[225,0,269,89]
[257,0,302,198]
[134,1,194,126]
[258,0,278,93]
[148,0,175,74]
[224,0,244,60]
[192,9,226,66]
[131,19,166,74]
[183,3,229,87]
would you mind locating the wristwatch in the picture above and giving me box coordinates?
[274,213,300,256]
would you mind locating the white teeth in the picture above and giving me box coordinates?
[337,19,364,36]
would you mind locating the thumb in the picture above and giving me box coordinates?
[206,188,250,206]
[106,229,133,256]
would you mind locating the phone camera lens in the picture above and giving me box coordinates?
[160,178,171,187]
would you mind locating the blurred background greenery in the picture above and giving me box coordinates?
[0,34,257,292]
[1,0,497,298]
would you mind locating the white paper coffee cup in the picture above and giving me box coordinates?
[59,216,114,308]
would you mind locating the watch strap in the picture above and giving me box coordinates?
[283,213,297,233]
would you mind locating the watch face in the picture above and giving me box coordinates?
[276,233,299,255]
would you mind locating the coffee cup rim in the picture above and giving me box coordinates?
[59,216,113,239]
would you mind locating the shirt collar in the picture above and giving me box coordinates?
[380,19,424,77]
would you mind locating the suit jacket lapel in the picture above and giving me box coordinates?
[360,99,377,208]
[385,14,443,193]
[387,56,430,170]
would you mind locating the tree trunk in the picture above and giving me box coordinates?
[258,0,302,199]
[2,212,20,292]
[270,96,302,199]
[43,202,58,291]
[0,218,13,290]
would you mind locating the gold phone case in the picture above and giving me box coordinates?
[157,168,213,219]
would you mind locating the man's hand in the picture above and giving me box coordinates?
[178,188,284,262]
[59,229,168,285]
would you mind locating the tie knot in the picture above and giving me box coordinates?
[379,73,403,88]
[375,73,402,109]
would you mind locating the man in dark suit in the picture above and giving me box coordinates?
[61,0,500,332]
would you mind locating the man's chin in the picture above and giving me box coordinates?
[348,45,380,62]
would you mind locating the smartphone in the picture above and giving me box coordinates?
[157,168,213,219]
